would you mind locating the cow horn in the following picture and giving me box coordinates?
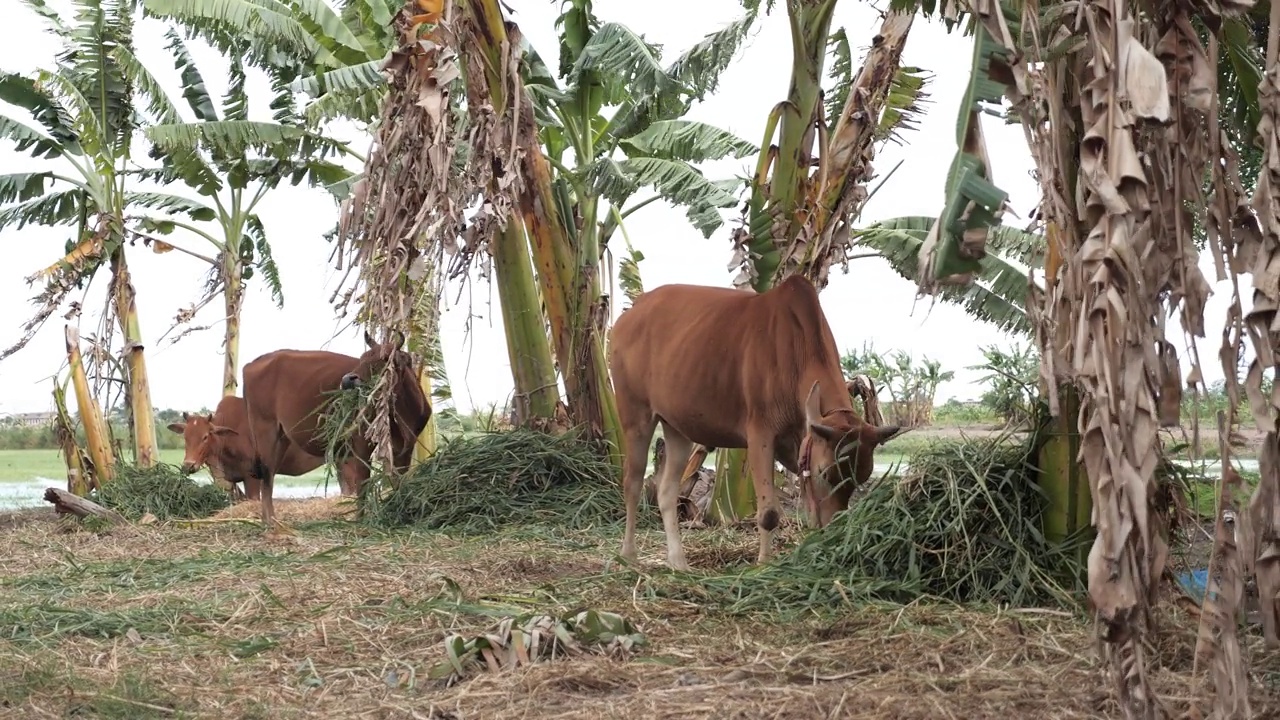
[875,425,903,444]
[364,329,377,348]
[804,380,822,426]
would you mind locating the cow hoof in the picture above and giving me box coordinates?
[263,520,295,537]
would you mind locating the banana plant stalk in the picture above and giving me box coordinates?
[463,0,624,465]
[110,247,159,468]
[413,369,438,462]
[222,256,243,398]
[492,221,561,423]
[452,0,563,426]
[54,379,92,497]
[65,325,116,486]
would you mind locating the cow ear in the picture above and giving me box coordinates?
[167,423,186,434]
[874,425,904,444]
[210,425,238,437]
[809,423,839,442]
[364,330,377,348]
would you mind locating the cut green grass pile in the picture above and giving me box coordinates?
[357,429,632,532]
[663,432,1087,614]
[93,463,230,521]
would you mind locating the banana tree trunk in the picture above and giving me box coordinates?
[1039,382,1092,573]
[110,248,158,468]
[222,258,243,398]
[469,0,622,466]
[573,197,624,467]
[709,448,754,524]
[53,381,92,497]
[65,325,115,485]
[413,368,438,462]
[459,0,563,428]
[211,256,245,497]
[492,221,560,423]
[408,313,442,462]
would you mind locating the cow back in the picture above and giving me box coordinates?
[610,275,846,450]
[243,349,361,458]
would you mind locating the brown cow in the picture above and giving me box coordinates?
[608,275,903,570]
[166,396,328,500]
[242,331,432,529]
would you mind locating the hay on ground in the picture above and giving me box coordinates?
[92,463,229,521]
[0,502,1278,718]
[208,496,353,523]
[357,428,626,532]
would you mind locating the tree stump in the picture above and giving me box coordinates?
[42,488,127,525]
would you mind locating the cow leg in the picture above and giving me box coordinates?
[656,423,694,571]
[254,430,287,532]
[337,458,365,497]
[343,434,374,496]
[619,416,657,566]
[747,432,783,564]
[392,440,414,476]
[243,475,262,501]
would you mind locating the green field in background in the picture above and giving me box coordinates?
[0,448,332,487]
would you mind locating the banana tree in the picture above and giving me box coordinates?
[710,1,924,522]
[0,0,171,468]
[855,215,1043,337]
[130,28,357,398]
[140,0,399,130]
[892,0,1269,714]
[517,0,759,465]
[141,0,454,463]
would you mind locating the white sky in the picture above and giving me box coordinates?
[0,0,1245,417]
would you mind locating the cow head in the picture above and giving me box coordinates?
[801,380,903,528]
[341,329,411,391]
[166,411,238,474]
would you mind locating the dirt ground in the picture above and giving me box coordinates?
[1,499,1279,720]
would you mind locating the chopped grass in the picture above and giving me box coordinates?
[667,431,1087,614]
[357,429,633,532]
[0,602,232,644]
[92,463,230,521]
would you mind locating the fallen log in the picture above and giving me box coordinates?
[43,488,127,525]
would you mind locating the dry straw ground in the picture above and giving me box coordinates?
[1,499,1278,719]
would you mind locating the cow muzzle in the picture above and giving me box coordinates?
[340,373,360,390]
[180,461,198,474]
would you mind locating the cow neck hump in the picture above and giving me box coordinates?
[763,278,850,418]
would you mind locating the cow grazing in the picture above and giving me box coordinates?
[242,331,432,529]
[166,397,326,500]
[608,275,903,570]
